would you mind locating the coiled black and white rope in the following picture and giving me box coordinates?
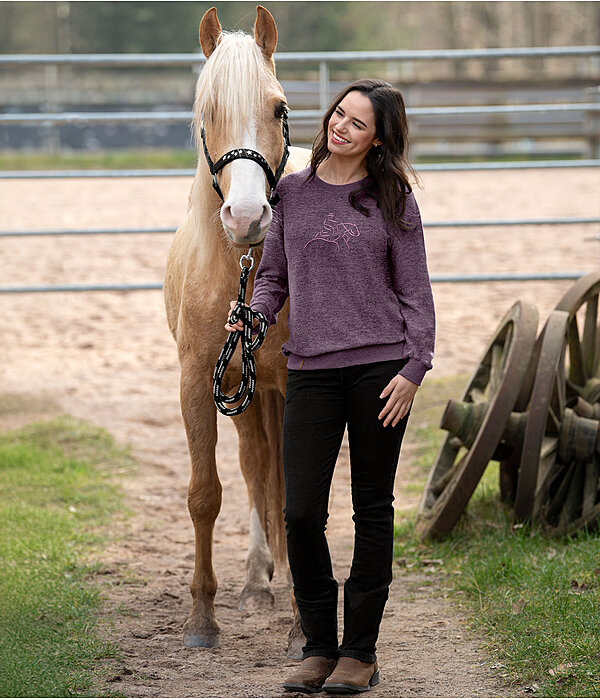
[213,249,268,416]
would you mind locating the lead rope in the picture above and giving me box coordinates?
[213,248,268,416]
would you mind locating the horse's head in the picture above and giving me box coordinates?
[194,6,288,249]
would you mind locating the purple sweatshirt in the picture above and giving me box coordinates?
[250,167,436,385]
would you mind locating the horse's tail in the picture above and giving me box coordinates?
[259,388,287,566]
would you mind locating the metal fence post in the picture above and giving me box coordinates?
[585,86,600,159]
[319,60,329,113]
[43,64,61,152]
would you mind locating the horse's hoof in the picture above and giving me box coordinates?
[183,632,220,648]
[286,630,304,660]
[239,586,275,611]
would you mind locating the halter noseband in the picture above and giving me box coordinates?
[200,112,290,206]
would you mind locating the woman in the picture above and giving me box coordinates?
[225,79,435,694]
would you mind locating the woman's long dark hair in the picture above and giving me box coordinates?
[306,78,419,230]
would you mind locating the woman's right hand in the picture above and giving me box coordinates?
[225,300,258,333]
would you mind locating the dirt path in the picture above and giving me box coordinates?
[1,168,598,696]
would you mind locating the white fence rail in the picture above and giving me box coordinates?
[2,46,598,292]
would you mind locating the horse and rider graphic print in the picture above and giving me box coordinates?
[304,213,361,251]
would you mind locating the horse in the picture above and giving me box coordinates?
[164,5,310,656]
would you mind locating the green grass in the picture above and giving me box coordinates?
[0,415,133,697]
[0,148,197,171]
[0,149,584,171]
[397,376,600,697]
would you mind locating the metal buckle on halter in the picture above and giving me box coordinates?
[239,248,255,271]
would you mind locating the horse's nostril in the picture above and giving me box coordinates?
[221,206,237,229]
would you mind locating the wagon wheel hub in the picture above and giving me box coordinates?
[558,407,600,464]
[441,399,528,453]
[579,377,600,404]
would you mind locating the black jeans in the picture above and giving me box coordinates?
[282,358,410,664]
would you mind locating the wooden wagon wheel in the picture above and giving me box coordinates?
[519,311,600,536]
[498,272,600,506]
[513,310,569,521]
[520,271,600,535]
[416,301,538,540]
[555,270,600,404]
[509,309,600,534]
[536,272,600,535]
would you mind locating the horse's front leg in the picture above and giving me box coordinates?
[180,363,222,648]
[232,392,282,611]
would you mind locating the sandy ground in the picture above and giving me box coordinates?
[1,167,599,698]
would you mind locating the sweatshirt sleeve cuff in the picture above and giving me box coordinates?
[250,302,275,328]
[398,358,430,386]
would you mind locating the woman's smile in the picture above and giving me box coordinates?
[331,130,350,144]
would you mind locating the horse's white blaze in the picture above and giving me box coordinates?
[249,506,269,553]
[221,121,272,242]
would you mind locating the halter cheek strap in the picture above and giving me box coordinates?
[200,112,290,206]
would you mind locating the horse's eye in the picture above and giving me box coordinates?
[274,104,288,119]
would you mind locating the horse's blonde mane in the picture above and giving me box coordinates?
[192,31,284,144]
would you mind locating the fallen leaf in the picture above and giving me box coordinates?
[570,580,590,594]
[511,598,526,615]
[549,662,575,676]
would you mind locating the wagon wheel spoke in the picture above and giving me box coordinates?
[537,435,559,486]
[555,272,600,382]
[543,461,576,526]
[595,325,600,377]
[557,462,585,530]
[552,354,567,426]
[532,435,560,519]
[432,452,466,497]
[548,404,560,433]
[470,387,487,404]
[546,452,600,536]
[582,455,600,517]
[582,295,599,378]
[568,316,587,387]
[488,342,504,396]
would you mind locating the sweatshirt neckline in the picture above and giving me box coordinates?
[314,171,367,189]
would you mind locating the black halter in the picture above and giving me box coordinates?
[200,112,290,206]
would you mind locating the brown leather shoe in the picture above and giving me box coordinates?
[322,657,380,694]
[283,656,338,694]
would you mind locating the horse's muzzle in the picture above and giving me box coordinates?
[225,219,267,247]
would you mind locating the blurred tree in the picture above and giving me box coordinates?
[0,1,598,54]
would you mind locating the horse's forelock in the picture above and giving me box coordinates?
[193,31,282,145]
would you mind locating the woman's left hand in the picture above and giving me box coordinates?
[378,374,418,427]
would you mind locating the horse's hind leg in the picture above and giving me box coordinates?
[232,390,285,610]
[180,363,222,648]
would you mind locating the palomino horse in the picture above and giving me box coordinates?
[164,6,309,654]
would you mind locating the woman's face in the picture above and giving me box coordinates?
[327,90,381,159]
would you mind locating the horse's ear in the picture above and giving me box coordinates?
[254,5,277,59]
[199,7,222,58]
